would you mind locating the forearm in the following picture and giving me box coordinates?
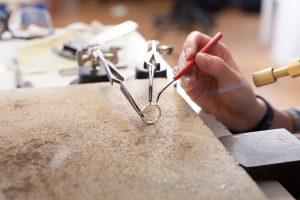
[229,96,296,134]
[270,108,295,133]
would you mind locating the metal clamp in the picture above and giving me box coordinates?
[77,46,120,69]
[143,40,173,104]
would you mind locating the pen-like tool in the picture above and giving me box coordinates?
[156,32,223,103]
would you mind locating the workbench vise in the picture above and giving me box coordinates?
[253,58,300,87]
[73,46,120,83]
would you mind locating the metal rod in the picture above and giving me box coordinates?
[156,80,175,103]
[148,64,155,104]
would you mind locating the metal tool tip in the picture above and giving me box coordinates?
[156,93,161,103]
[155,80,175,103]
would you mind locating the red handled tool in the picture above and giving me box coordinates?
[156,32,223,103]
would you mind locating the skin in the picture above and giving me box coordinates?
[178,31,295,133]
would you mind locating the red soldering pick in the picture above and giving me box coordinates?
[156,32,223,103]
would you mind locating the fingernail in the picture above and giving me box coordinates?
[181,75,191,85]
[184,46,192,59]
[196,53,208,68]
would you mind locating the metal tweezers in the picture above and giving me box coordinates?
[95,48,144,118]
[143,40,161,105]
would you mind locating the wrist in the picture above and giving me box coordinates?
[230,95,272,134]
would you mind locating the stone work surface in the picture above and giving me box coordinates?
[0,79,266,200]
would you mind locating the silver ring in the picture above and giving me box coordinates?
[141,104,161,124]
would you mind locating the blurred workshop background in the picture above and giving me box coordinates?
[1,0,299,108]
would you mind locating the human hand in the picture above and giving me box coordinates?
[178,31,266,133]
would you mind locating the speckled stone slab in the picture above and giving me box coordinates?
[0,79,266,200]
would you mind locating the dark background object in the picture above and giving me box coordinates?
[220,129,300,198]
[78,66,109,83]
[154,0,227,36]
[135,63,167,79]
[70,65,109,84]
[153,0,260,39]
[232,0,261,12]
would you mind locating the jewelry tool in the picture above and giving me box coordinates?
[144,40,163,104]
[77,46,144,119]
[140,40,173,123]
[141,40,164,123]
[76,46,120,83]
[156,32,223,103]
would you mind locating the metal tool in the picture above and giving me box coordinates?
[77,45,162,124]
[253,58,300,87]
[136,40,173,80]
[143,40,172,104]
[76,46,120,83]
[77,46,120,67]
[77,46,144,118]
[138,40,173,123]
[156,32,223,103]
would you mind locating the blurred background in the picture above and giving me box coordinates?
[1,0,299,109]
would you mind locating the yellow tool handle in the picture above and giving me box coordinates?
[253,58,300,87]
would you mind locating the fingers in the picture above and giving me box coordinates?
[179,52,234,85]
[180,53,238,92]
[195,53,237,83]
[177,31,240,93]
[180,68,198,91]
[180,75,192,90]
[175,53,186,74]
[183,31,228,60]
[175,52,195,76]
[183,31,210,60]
[176,31,232,76]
